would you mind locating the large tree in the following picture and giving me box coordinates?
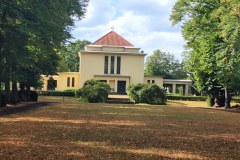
[0,0,88,103]
[170,0,240,107]
[57,40,91,72]
[145,50,187,79]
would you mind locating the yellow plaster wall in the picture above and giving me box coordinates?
[94,76,130,92]
[102,46,124,52]
[79,53,104,87]
[41,75,59,91]
[57,72,80,90]
[144,76,164,88]
[85,45,140,53]
[79,51,145,88]
[41,72,80,91]
[124,48,140,53]
[85,46,101,51]
[121,54,145,84]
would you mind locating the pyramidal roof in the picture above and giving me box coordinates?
[92,31,134,46]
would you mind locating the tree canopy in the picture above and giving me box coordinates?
[57,40,91,72]
[0,0,88,103]
[170,0,240,107]
[145,50,187,79]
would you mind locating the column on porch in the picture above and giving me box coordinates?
[172,83,176,94]
[114,80,118,92]
[43,79,48,91]
[185,84,189,96]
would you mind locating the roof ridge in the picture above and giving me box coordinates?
[92,31,134,46]
[92,31,114,44]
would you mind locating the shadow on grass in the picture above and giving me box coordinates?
[71,140,205,160]
[167,101,188,107]
[200,107,240,114]
[0,102,58,116]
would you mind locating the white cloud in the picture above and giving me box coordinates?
[71,0,185,60]
[75,0,116,27]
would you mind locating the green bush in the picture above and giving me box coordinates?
[0,93,7,107]
[206,95,215,107]
[127,83,145,103]
[30,91,38,101]
[80,79,110,103]
[75,89,82,98]
[139,84,166,105]
[128,83,166,105]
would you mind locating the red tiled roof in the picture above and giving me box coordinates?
[93,31,134,46]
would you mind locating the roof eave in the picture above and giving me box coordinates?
[79,50,147,56]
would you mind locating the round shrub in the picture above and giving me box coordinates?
[80,79,110,103]
[30,91,38,101]
[127,83,145,103]
[75,89,82,98]
[127,83,166,105]
[139,84,166,105]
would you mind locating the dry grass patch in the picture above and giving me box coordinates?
[0,117,145,126]
[0,136,27,147]
[74,141,205,159]
[0,96,239,160]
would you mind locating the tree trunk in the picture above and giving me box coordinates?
[26,85,31,101]
[224,87,231,108]
[5,81,10,104]
[12,82,19,103]
[19,84,25,101]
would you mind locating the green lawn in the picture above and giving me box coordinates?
[0,96,240,160]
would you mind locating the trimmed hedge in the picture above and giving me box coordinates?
[37,91,75,97]
[166,95,207,101]
[128,83,166,105]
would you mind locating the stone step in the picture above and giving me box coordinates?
[106,98,134,104]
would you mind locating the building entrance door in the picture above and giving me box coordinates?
[117,81,126,93]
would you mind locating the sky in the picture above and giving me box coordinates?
[71,0,185,60]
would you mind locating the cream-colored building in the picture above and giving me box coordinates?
[42,31,191,95]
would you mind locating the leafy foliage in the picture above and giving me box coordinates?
[170,0,240,107]
[139,84,166,105]
[128,83,166,105]
[0,0,89,104]
[206,95,215,107]
[145,50,187,79]
[57,40,91,72]
[79,79,110,103]
[127,83,145,103]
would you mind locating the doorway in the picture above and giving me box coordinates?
[117,81,126,93]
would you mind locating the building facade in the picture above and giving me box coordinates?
[42,31,191,95]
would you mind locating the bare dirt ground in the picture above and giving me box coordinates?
[0,96,239,160]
